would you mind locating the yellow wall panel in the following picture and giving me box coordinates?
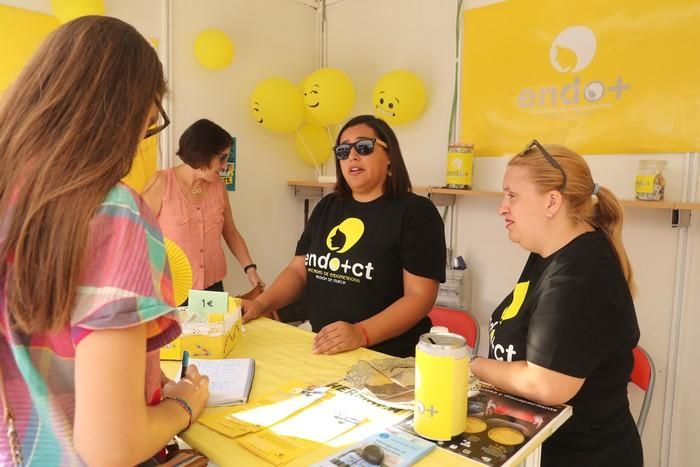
[0,5,59,95]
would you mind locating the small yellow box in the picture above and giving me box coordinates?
[161,296,243,360]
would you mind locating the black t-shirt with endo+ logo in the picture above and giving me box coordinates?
[295,192,446,357]
[489,230,642,467]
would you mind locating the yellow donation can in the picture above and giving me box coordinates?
[446,143,474,189]
[414,332,468,440]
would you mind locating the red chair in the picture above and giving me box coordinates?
[630,345,655,435]
[428,306,480,352]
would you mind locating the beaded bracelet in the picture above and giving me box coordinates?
[355,322,370,347]
[162,396,193,432]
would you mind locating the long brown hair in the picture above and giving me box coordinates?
[0,16,166,333]
[508,144,636,295]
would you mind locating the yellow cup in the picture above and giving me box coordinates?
[414,332,468,440]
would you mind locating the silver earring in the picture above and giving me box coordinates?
[546,212,553,220]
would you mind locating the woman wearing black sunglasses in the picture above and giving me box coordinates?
[242,115,446,357]
[470,142,642,467]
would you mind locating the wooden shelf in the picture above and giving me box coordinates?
[668,201,700,210]
[288,180,700,211]
[287,179,335,189]
[619,199,676,210]
[417,187,504,198]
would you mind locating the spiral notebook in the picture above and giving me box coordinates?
[184,358,255,406]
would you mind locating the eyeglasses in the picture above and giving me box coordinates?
[144,99,170,139]
[333,138,388,160]
[217,151,230,163]
[520,139,568,192]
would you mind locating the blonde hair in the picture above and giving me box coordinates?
[508,144,636,295]
[0,16,166,332]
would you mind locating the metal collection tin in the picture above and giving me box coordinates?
[446,143,474,189]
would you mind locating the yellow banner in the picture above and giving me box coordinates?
[0,5,59,95]
[460,0,700,155]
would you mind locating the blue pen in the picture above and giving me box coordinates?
[180,350,189,379]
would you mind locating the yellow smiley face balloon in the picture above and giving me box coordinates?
[302,68,355,126]
[250,78,303,134]
[373,70,427,125]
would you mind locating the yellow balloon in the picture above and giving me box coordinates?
[250,78,303,134]
[51,0,104,24]
[294,124,332,167]
[194,29,235,70]
[302,68,355,125]
[303,107,326,127]
[373,70,427,125]
[297,82,325,127]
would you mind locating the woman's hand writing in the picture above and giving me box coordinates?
[313,321,365,355]
[162,364,209,421]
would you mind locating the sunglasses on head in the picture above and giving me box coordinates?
[520,139,568,192]
[333,138,388,160]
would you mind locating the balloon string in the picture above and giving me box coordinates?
[324,125,335,176]
[324,125,334,146]
[297,131,321,178]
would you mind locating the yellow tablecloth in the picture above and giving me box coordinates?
[162,318,542,466]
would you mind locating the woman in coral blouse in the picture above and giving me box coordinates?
[143,119,263,303]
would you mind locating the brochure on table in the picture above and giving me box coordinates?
[397,384,572,467]
[312,428,435,467]
[198,382,411,466]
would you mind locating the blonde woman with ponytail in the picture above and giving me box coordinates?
[0,17,208,465]
[470,141,642,467]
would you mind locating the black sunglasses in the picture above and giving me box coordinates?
[333,138,388,160]
[520,139,568,192]
[144,99,170,139]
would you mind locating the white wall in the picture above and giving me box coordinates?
[324,0,454,185]
[168,0,316,294]
[668,216,700,467]
[3,0,164,42]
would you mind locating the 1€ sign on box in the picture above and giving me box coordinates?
[160,290,242,360]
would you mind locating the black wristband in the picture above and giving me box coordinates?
[243,263,257,273]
